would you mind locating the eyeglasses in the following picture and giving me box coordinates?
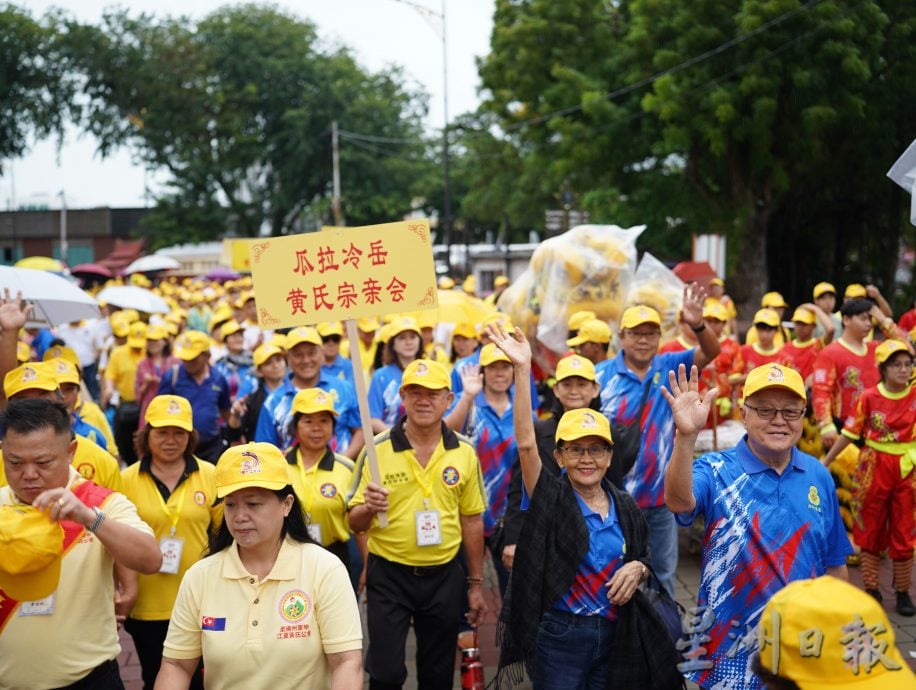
[744,403,805,421]
[626,330,661,342]
[754,324,777,331]
[322,335,341,344]
[562,444,612,459]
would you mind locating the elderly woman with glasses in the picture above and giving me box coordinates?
[823,339,916,616]
[487,324,682,690]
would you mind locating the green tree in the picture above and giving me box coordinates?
[59,4,431,242]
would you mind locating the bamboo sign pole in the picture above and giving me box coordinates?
[345,318,387,527]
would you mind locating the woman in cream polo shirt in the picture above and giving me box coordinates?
[155,442,363,689]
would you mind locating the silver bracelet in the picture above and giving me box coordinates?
[87,507,106,533]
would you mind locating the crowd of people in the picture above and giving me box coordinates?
[0,270,914,690]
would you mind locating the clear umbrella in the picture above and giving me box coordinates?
[0,266,100,326]
[96,285,170,314]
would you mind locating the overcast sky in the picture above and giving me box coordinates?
[3,0,494,209]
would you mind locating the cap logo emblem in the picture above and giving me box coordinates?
[766,366,785,383]
[580,412,598,429]
[415,362,429,376]
[167,400,181,415]
[315,392,327,404]
[240,451,261,475]
[571,358,582,368]
[21,367,37,382]
[49,347,62,357]
[56,361,67,374]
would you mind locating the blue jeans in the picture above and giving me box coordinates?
[644,505,678,597]
[532,609,616,690]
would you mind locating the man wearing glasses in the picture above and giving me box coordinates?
[597,287,720,596]
[664,362,851,690]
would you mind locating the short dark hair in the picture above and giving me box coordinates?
[207,487,314,555]
[840,298,874,318]
[0,398,71,440]
[750,653,801,690]
[137,424,199,462]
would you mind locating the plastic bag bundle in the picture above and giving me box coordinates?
[499,224,645,354]
[625,252,684,343]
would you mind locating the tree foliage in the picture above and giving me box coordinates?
[57,4,432,245]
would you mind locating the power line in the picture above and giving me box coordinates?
[337,129,422,145]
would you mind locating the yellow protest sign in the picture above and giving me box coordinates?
[248,219,438,329]
[221,238,255,271]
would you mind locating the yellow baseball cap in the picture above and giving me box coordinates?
[208,305,234,332]
[400,359,450,391]
[702,300,729,322]
[555,409,613,445]
[567,319,611,347]
[42,345,79,367]
[292,387,338,417]
[438,276,456,289]
[761,291,788,308]
[813,281,836,299]
[285,326,321,350]
[215,443,292,499]
[268,333,288,351]
[875,339,912,365]
[708,277,724,287]
[145,395,193,432]
[146,323,169,341]
[253,343,284,368]
[478,312,513,337]
[743,363,806,401]
[620,306,661,330]
[479,343,511,367]
[357,317,380,333]
[494,276,509,288]
[16,341,30,363]
[4,362,58,399]
[790,307,816,325]
[317,322,343,338]
[48,358,80,386]
[127,322,147,349]
[0,505,63,601]
[567,310,597,331]
[452,322,477,340]
[753,308,781,328]
[845,283,867,299]
[174,331,211,361]
[219,319,244,341]
[110,313,130,338]
[555,354,596,382]
[390,316,421,338]
[758,575,915,690]
[462,275,477,294]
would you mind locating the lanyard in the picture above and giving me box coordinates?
[154,480,188,537]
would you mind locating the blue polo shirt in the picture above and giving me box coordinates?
[553,490,626,621]
[460,391,524,536]
[213,356,251,400]
[596,349,694,508]
[451,350,542,411]
[253,373,360,454]
[674,438,851,689]
[72,413,108,451]
[368,364,405,428]
[156,364,230,441]
[322,354,354,384]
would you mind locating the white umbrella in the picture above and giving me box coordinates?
[96,285,170,314]
[123,254,181,274]
[0,265,100,326]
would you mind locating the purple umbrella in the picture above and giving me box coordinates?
[205,267,241,282]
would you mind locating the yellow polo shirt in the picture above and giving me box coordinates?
[0,469,154,689]
[348,422,486,566]
[341,337,378,381]
[0,435,123,492]
[288,448,355,547]
[77,399,119,458]
[104,345,144,402]
[163,537,362,689]
[120,458,222,620]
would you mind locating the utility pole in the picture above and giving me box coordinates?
[58,190,68,266]
[332,120,343,226]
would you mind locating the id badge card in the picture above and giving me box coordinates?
[19,593,55,616]
[159,535,185,574]
[415,509,442,546]
[307,523,323,544]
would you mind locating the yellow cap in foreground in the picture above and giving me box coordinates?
[0,505,64,601]
[743,363,806,401]
[479,343,511,367]
[292,387,338,417]
[555,409,613,445]
[790,307,816,325]
[813,281,836,299]
[567,319,611,347]
[215,443,291,499]
[48,358,80,386]
[753,309,781,328]
[174,331,211,361]
[145,395,193,432]
[758,575,915,690]
[400,359,450,391]
[43,345,79,367]
[285,326,321,350]
[875,339,911,365]
[4,362,57,399]
[555,354,596,382]
[620,306,661,330]
[253,344,284,368]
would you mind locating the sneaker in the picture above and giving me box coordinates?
[866,588,883,604]
[896,591,916,617]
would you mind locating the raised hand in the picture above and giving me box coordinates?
[660,364,717,436]
[681,283,708,329]
[0,289,32,333]
[484,322,531,367]
[458,363,483,399]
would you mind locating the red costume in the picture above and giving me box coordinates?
[812,340,880,435]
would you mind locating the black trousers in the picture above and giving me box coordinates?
[195,434,228,464]
[53,659,124,690]
[365,553,462,690]
[114,402,140,465]
[124,618,204,690]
